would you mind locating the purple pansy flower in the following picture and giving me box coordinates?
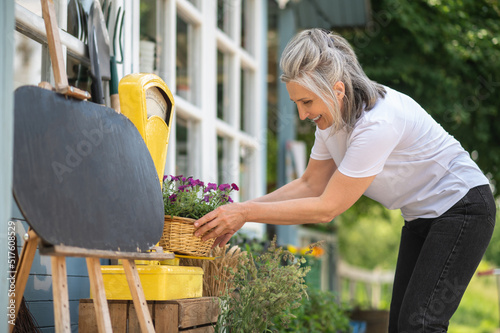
[205,183,217,192]
[219,184,231,191]
[231,183,239,191]
[168,194,177,202]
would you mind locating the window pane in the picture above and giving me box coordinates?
[16,0,41,16]
[241,0,246,48]
[14,32,42,88]
[175,118,189,177]
[140,0,158,74]
[217,0,236,36]
[176,16,196,104]
[240,68,254,132]
[217,135,232,186]
[239,146,253,201]
[217,50,228,120]
[240,0,255,55]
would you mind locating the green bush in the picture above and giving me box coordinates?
[216,237,310,333]
[272,289,352,333]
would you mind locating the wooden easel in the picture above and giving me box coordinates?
[10,1,175,332]
[11,229,175,333]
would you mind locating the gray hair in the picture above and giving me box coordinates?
[280,29,386,132]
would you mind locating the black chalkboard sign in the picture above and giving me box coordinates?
[12,86,164,253]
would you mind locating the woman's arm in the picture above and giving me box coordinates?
[194,158,375,247]
[249,158,337,203]
[243,170,375,225]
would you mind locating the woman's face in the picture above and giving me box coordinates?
[286,81,336,130]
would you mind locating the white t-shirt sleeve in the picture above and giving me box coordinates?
[338,120,401,178]
[310,128,333,161]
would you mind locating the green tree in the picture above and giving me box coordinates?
[339,0,500,190]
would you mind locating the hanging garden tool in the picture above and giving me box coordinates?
[109,5,124,112]
[90,0,110,80]
[87,0,110,104]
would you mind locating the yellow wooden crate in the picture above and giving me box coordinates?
[97,265,203,300]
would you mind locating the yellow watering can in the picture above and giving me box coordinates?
[119,73,174,185]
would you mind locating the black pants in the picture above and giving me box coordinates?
[389,185,496,332]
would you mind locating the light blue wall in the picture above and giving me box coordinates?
[276,6,299,246]
[1,1,15,332]
[259,0,268,202]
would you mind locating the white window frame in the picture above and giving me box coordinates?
[157,0,266,205]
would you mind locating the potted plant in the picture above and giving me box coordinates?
[215,237,311,332]
[160,175,239,256]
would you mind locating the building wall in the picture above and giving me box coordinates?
[11,0,267,331]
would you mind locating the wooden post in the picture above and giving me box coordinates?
[86,258,113,332]
[40,0,68,91]
[9,229,38,333]
[40,0,90,99]
[122,259,155,332]
[51,256,71,333]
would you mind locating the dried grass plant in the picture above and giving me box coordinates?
[180,244,247,297]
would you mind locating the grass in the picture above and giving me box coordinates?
[448,261,499,333]
[339,260,499,332]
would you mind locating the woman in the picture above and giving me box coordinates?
[194,29,496,332]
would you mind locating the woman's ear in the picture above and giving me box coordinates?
[333,81,345,103]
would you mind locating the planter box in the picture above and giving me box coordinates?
[96,265,203,300]
[79,297,219,332]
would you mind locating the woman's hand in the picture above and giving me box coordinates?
[193,202,248,248]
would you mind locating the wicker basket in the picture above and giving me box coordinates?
[159,215,215,256]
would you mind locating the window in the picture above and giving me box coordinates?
[139,0,158,74]
[14,32,42,88]
[175,15,197,105]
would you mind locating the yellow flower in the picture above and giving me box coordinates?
[287,245,298,254]
[287,245,324,258]
[310,246,325,258]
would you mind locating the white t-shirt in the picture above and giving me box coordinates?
[310,86,489,221]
